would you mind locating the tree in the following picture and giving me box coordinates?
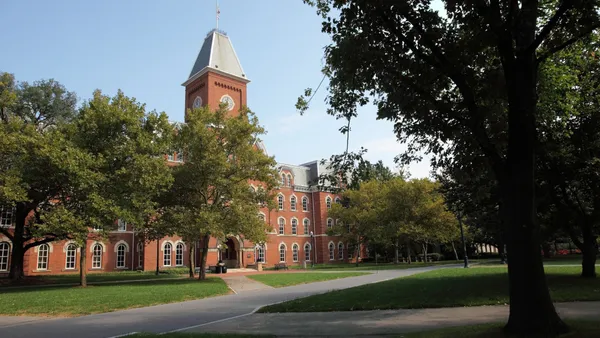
[162,104,278,280]
[0,74,79,280]
[327,180,384,266]
[302,1,600,334]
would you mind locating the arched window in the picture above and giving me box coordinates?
[304,243,311,262]
[163,242,172,266]
[329,242,335,260]
[335,197,341,204]
[287,174,293,186]
[255,245,265,263]
[327,218,333,229]
[291,218,298,235]
[281,174,286,186]
[279,244,286,263]
[290,196,297,211]
[176,243,184,266]
[116,244,126,268]
[277,194,284,210]
[137,242,144,268]
[278,218,285,235]
[338,242,344,260]
[0,242,10,271]
[37,244,49,270]
[92,243,103,269]
[302,196,309,212]
[292,244,299,262]
[258,213,266,222]
[65,244,77,270]
[303,218,310,235]
[326,197,332,209]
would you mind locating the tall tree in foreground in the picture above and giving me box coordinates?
[302,0,600,334]
[162,105,278,280]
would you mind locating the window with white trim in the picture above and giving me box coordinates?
[281,174,286,186]
[290,196,297,211]
[65,244,76,269]
[329,242,335,261]
[335,197,341,204]
[278,218,285,235]
[176,243,184,266]
[116,244,126,268]
[258,213,266,223]
[287,174,292,186]
[0,206,14,227]
[177,150,184,162]
[168,153,175,161]
[0,242,9,271]
[303,218,309,235]
[277,195,284,210]
[291,218,297,235]
[117,219,127,231]
[326,197,332,210]
[302,196,309,212]
[338,243,344,260]
[256,246,265,263]
[292,244,299,262]
[327,218,333,229]
[304,243,311,261]
[92,243,103,268]
[163,242,172,266]
[36,244,49,270]
[137,242,144,268]
[279,244,286,263]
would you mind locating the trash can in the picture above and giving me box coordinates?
[222,266,228,274]
[215,265,223,274]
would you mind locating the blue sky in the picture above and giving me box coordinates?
[1,0,433,178]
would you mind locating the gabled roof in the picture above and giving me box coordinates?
[183,29,249,86]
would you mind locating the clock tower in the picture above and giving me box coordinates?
[182,29,250,119]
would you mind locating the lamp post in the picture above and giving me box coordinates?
[457,213,469,268]
[310,231,315,268]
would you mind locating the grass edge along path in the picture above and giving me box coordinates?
[246,271,370,288]
[0,277,230,317]
[259,266,600,313]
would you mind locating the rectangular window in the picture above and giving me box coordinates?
[116,245,126,268]
[302,198,308,212]
[177,150,184,162]
[176,244,184,266]
[117,219,127,231]
[0,243,10,271]
[168,153,175,161]
[37,244,49,270]
[65,245,76,269]
[256,247,265,263]
[278,196,284,210]
[278,219,285,235]
[0,206,14,227]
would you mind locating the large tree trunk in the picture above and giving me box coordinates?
[198,234,210,280]
[394,238,400,264]
[188,245,195,278]
[8,205,29,280]
[451,242,459,261]
[581,223,597,278]
[79,241,87,287]
[422,243,428,262]
[502,32,567,333]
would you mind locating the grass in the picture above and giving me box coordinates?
[0,277,229,316]
[269,260,469,271]
[259,266,600,313]
[398,320,600,338]
[0,268,190,287]
[246,272,369,287]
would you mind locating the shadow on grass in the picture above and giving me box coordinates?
[259,266,600,313]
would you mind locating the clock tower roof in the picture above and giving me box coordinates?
[182,29,249,87]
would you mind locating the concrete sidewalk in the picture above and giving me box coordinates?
[221,275,274,293]
[187,301,600,337]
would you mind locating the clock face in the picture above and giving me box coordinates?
[193,96,202,109]
[220,95,235,111]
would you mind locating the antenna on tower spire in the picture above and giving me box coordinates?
[216,0,220,29]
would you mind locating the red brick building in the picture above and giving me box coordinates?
[0,29,361,277]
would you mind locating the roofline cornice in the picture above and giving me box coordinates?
[182,66,251,87]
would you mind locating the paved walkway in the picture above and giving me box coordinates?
[221,275,273,293]
[188,301,600,336]
[0,265,453,338]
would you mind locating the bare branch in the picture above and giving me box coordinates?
[529,0,573,53]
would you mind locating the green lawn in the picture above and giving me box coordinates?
[0,277,229,316]
[247,272,369,287]
[0,268,190,287]
[399,320,600,338]
[259,266,600,313]
[274,260,469,271]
